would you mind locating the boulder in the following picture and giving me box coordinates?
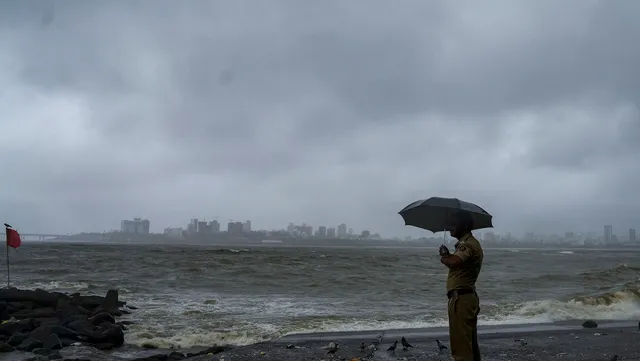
[0,287,131,357]
[582,320,598,328]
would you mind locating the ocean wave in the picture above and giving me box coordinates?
[122,285,640,349]
[580,264,640,278]
[17,280,134,294]
[209,248,251,254]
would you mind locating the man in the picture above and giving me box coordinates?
[439,212,483,361]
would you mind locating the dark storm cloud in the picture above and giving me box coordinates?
[0,0,639,237]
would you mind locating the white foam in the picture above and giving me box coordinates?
[558,251,574,254]
[121,295,640,348]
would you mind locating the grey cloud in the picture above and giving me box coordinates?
[1,0,639,236]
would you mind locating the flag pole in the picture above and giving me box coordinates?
[5,229,9,288]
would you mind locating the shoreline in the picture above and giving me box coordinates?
[21,239,640,252]
[277,319,639,342]
[101,320,640,360]
[3,303,638,361]
[160,321,640,361]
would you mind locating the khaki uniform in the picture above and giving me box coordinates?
[446,232,483,361]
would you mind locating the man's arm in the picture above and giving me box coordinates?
[441,244,474,269]
[441,255,463,268]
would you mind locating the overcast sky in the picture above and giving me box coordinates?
[1,0,639,237]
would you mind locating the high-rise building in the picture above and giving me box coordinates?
[228,221,243,234]
[629,228,636,243]
[327,227,336,238]
[337,223,347,238]
[209,220,220,233]
[317,226,327,238]
[604,225,613,244]
[190,218,199,233]
[243,220,252,232]
[120,218,150,234]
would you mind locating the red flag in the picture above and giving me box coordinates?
[6,228,21,248]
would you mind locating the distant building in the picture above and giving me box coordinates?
[121,218,150,234]
[604,225,613,244]
[228,221,243,234]
[209,220,220,233]
[316,226,327,238]
[189,218,199,234]
[337,223,347,238]
[197,221,212,234]
[287,223,313,237]
[243,220,252,232]
[327,227,336,238]
[163,227,183,239]
[629,228,636,243]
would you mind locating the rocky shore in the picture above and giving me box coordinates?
[3,287,639,361]
[0,287,230,361]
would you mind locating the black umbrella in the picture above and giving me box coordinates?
[398,197,493,233]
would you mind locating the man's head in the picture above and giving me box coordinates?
[448,211,473,239]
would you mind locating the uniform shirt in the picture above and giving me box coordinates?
[446,232,484,292]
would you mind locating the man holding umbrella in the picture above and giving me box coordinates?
[399,197,491,361]
[440,211,483,361]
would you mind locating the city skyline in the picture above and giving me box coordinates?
[115,216,638,244]
[1,3,639,238]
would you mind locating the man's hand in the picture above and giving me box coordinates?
[439,245,451,257]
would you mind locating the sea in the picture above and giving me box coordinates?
[4,242,640,349]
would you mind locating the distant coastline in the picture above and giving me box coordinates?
[41,231,640,250]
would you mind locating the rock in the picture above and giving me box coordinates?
[186,345,231,357]
[131,351,188,361]
[42,334,62,350]
[17,337,44,352]
[88,312,115,326]
[0,288,132,357]
[7,331,29,346]
[0,318,39,336]
[0,342,15,352]
[582,320,598,328]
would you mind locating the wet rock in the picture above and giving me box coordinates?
[0,342,15,352]
[88,312,115,326]
[582,320,598,328]
[7,331,29,346]
[132,351,188,361]
[185,345,231,357]
[17,337,44,352]
[0,287,132,357]
[42,334,62,350]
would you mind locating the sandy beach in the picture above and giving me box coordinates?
[8,320,628,361]
[194,321,640,361]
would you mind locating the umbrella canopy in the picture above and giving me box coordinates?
[399,197,493,233]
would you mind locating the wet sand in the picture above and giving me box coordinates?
[8,320,640,360]
[186,321,640,361]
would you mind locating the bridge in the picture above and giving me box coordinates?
[0,233,66,241]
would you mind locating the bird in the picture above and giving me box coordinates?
[326,341,339,355]
[609,355,618,361]
[373,332,384,345]
[365,343,377,357]
[436,339,448,353]
[401,336,413,351]
[387,340,397,353]
[360,342,365,352]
